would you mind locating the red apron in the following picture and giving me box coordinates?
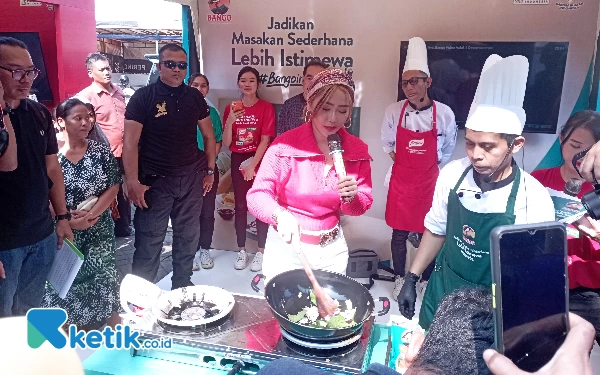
[385,101,439,232]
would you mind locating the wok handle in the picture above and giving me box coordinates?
[377,297,391,316]
[251,274,265,293]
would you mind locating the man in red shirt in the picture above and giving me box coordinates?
[78,53,132,237]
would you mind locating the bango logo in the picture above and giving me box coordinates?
[27,308,171,350]
[208,0,232,22]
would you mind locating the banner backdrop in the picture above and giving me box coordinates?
[180,0,600,220]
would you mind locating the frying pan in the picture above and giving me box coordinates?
[120,274,235,327]
[252,269,390,341]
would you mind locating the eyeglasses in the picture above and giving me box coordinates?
[0,66,39,81]
[161,61,188,70]
[401,77,428,88]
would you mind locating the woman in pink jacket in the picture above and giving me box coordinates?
[247,69,373,282]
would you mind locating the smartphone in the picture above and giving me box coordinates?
[231,100,243,113]
[490,222,569,372]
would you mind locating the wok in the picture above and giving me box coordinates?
[252,269,390,341]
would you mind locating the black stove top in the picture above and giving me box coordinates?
[130,294,375,374]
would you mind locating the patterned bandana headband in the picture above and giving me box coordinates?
[306,68,355,104]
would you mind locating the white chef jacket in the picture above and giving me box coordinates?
[381,99,457,165]
[425,157,555,235]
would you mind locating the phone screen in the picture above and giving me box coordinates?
[498,226,568,372]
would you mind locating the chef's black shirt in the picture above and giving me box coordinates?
[125,78,210,177]
[0,99,58,250]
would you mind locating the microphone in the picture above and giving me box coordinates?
[483,141,515,184]
[327,134,346,179]
[564,178,583,197]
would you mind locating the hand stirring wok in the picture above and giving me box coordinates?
[291,227,338,318]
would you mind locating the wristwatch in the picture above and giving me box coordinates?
[206,168,215,176]
[55,210,72,222]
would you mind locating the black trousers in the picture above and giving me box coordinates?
[114,158,132,235]
[569,287,600,345]
[132,171,203,289]
[231,151,268,249]
[198,166,219,250]
[391,229,434,281]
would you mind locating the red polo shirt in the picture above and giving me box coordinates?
[78,83,126,157]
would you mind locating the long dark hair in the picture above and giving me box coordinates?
[560,110,600,147]
[55,98,87,121]
[188,73,209,87]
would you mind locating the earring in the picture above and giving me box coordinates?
[304,110,312,123]
[344,119,352,129]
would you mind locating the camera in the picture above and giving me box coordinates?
[572,148,600,220]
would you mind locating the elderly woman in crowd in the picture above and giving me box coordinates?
[43,98,121,331]
[247,69,373,282]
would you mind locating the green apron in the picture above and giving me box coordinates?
[419,165,521,330]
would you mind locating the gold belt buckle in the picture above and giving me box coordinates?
[319,227,339,247]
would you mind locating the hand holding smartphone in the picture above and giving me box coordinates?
[490,222,569,372]
[231,100,243,113]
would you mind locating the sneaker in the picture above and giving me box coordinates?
[193,251,201,271]
[417,280,428,297]
[200,249,214,269]
[392,275,404,301]
[235,250,248,270]
[250,252,263,272]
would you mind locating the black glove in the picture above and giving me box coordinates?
[397,272,420,319]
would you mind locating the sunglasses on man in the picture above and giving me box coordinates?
[401,76,428,88]
[161,61,188,70]
[0,66,40,81]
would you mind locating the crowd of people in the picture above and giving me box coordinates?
[0,33,599,374]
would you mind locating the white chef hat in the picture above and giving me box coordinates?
[466,55,529,135]
[403,37,430,76]
[467,54,502,123]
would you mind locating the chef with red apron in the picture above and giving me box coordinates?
[381,37,457,300]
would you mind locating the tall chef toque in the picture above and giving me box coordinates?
[466,55,530,136]
[403,37,430,76]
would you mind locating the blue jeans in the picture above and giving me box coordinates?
[0,233,57,316]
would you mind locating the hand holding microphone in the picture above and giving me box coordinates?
[564,177,600,242]
[328,134,359,202]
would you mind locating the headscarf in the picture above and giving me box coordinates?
[306,68,355,104]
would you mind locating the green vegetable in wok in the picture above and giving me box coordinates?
[287,310,306,323]
[287,289,357,329]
